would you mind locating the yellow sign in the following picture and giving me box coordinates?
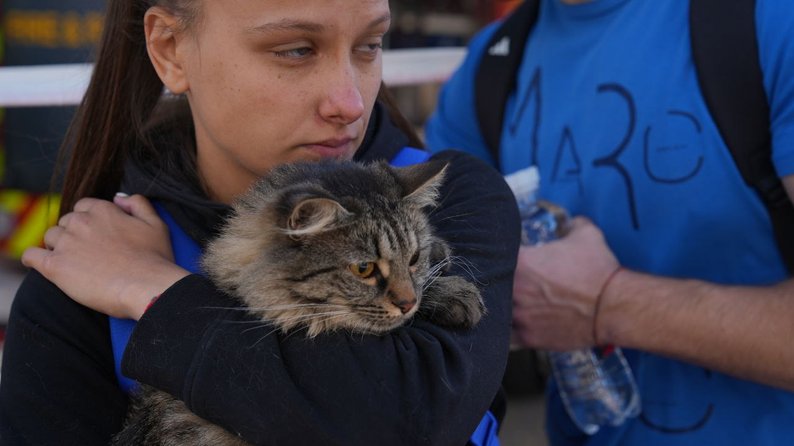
[0,191,60,259]
[3,10,103,49]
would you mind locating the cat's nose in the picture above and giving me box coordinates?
[388,284,417,314]
[391,297,417,314]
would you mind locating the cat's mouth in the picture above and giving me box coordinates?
[359,299,421,333]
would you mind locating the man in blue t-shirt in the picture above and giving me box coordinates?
[426,0,794,445]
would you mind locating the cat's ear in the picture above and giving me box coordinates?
[285,196,352,237]
[394,160,448,208]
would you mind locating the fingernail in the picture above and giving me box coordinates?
[115,192,130,198]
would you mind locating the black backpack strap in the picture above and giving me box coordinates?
[474,0,540,164]
[690,0,794,273]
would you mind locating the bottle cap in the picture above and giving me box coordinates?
[504,166,540,196]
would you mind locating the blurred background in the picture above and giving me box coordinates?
[0,1,548,444]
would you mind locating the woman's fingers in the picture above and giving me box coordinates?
[21,246,48,270]
[72,197,109,214]
[113,194,163,228]
[43,225,64,250]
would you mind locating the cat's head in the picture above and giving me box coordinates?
[203,159,451,337]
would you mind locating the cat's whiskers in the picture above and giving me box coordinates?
[306,312,361,338]
[247,310,353,345]
[250,326,286,346]
[200,305,257,311]
[420,255,484,291]
[241,323,280,337]
[236,309,350,334]
[429,210,477,224]
[421,263,448,291]
[272,310,353,330]
[245,302,348,312]
[445,255,484,285]
[415,297,456,318]
[201,302,347,312]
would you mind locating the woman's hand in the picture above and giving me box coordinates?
[22,194,190,320]
[511,217,621,351]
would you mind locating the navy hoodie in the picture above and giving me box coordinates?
[0,102,519,446]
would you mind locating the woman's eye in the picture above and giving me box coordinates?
[274,47,314,59]
[349,262,376,278]
[356,41,383,56]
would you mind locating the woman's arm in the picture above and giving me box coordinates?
[0,271,129,445]
[21,151,519,445]
[124,151,518,445]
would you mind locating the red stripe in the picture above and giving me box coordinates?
[0,195,41,251]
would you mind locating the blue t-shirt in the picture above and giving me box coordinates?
[426,0,794,444]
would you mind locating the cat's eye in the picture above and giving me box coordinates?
[409,251,420,266]
[349,262,376,278]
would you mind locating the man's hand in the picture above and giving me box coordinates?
[512,217,620,350]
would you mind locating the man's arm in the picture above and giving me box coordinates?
[597,174,794,390]
[516,228,794,391]
[599,266,794,391]
[513,175,794,391]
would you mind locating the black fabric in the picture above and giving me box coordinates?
[0,102,519,445]
[689,0,794,273]
[474,0,540,162]
[0,271,129,445]
[475,0,794,273]
[356,100,414,162]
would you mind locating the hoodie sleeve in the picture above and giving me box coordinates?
[122,150,520,446]
[0,271,129,445]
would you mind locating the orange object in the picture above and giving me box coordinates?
[0,190,60,258]
[492,0,523,20]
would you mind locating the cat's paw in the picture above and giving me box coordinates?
[420,276,485,328]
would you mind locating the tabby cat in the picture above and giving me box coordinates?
[112,160,484,445]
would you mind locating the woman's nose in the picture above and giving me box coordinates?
[318,62,365,125]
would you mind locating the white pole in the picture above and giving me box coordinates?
[0,47,466,108]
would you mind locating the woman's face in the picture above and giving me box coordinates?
[171,0,390,203]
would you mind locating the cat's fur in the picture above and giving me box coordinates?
[112,160,484,446]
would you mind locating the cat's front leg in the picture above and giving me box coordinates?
[419,276,485,328]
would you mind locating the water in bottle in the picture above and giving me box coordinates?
[504,166,641,435]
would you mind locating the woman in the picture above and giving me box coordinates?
[0,1,519,444]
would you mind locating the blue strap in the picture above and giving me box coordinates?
[153,202,203,275]
[389,146,431,166]
[108,317,138,393]
[469,410,501,446]
[108,202,203,393]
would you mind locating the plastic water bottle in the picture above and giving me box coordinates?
[505,166,641,435]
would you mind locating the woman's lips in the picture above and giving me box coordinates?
[304,138,356,158]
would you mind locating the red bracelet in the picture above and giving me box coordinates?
[592,266,623,346]
[145,294,162,313]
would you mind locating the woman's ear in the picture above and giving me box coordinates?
[144,7,190,94]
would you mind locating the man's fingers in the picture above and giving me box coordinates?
[568,216,593,231]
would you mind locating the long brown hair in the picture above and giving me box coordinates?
[57,0,194,214]
[58,0,422,215]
